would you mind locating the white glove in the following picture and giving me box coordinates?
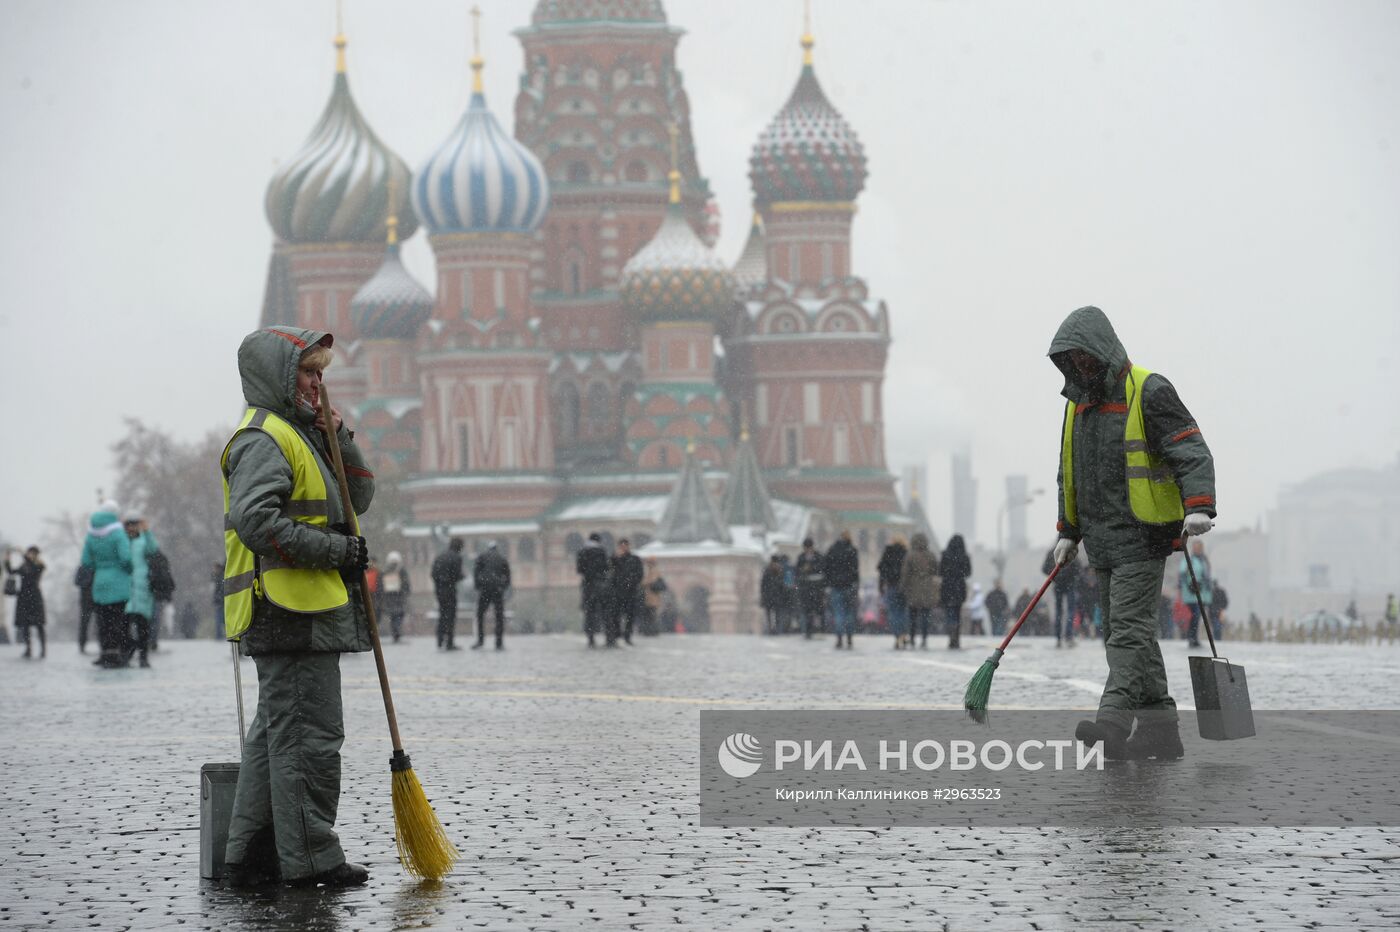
[1183,513,1214,536]
[1053,538,1078,566]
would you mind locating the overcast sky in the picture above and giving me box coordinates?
[3,0,1398,552]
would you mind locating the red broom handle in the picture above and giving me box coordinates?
[319,385,405,754]
[994,561,1062,652]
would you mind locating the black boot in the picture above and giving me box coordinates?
[285,861,369,889]
[1125,716,1185,761]
[1075,719,1130,761]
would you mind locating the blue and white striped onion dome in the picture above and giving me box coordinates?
[413,89,549,235]
[265,72,417,244]
[621,204,736,320]
[349,243,433,340]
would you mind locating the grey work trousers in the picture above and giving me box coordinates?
[224,651,346,882]
[1095,557,1178,734]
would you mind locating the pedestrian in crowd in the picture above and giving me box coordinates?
[431,538,465,650]
[986,579,1011,636]
[1042,545,1080,647]
[795,537,825,639]
[1212,583,1229,639]
[1387,594,1399,628]
[1078,567,1102,638]
[178,601,200,639]
[75,561,95,653]
[145,545,175,653]
[610,538,643,646]
[6,547,46,659]
[1011,588,1034,633]
[81,498,133,669]
[641,557,667,636]
[220,325,374,889]
[899,532,940,649]
[877,536,910,649]
[966,582,990,636]
[1048,305,1216,761]
[760,555,786,636]
[473,542,511,650]
[1177,539,1213,649]
[210,561,226,639]
[121,513,161,668]
[364,557,381,618]
[939,534,971,649]
[377,551,411,644]
[778,555,798,634]
[576,532,611,648]
[824,531,860,649]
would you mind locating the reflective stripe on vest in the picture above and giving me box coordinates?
[1060,365,1185,528]
[220,407,348,641]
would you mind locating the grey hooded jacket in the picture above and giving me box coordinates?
[224,326,375,654]
[1049,306,1216,569]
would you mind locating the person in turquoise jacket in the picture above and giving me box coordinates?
[80,499,133,668]
[122,512,160,668]
[1177,539,1214,648]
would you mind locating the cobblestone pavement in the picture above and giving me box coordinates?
[2,632,1398,930]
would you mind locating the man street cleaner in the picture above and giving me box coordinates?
[1048,306,1216,760]
[220,326,375,888]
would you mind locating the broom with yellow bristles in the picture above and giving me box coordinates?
[320,385,459,880]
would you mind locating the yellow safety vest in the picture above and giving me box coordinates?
[1061,365,1185,528]
[220,408,348,641]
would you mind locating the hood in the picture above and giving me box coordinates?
[237,326,333,421]
[1047,306,1130,402]
[88,510,124,536]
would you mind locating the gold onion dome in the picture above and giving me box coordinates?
[265,35,417,244]
[749,33,867,206]
[621,203,736,321]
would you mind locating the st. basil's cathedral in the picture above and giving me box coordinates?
[258,0,930,631]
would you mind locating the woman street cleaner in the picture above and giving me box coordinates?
[220,326,375,889]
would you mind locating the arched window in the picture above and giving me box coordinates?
[562,247,586,295]
[586,382,610,434]
[457,425,471,470]
[556,383,580,446]
[568,161,591,183]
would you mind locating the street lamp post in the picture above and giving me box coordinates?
[994,488,1045,582]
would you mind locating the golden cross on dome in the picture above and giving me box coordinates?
[385,173,399,246]
[334,0,347,73]
[801,0,814,66]
[470,5,485,93]
[667,123,681,205]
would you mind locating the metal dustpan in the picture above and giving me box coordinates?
[1182,536,1255,741]
[200,643,245,880]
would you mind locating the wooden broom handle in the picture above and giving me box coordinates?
[319,384,405,753]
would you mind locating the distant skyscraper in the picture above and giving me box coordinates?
[1006,474,1029,550]
[951,452,977,543]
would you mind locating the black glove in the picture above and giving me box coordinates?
[338,534,369,574]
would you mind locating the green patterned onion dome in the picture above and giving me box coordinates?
[349,241,433,340]
[749,55,867,206]
[621,203,736,321]
[265,67,417,244]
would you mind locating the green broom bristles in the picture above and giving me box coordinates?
[963,649,1004,723]
[390,753,459,880]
